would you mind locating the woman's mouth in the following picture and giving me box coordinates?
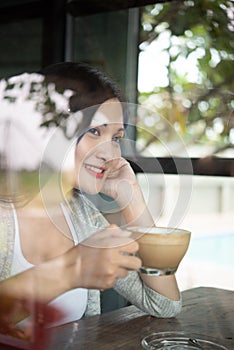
[84,164,105,179]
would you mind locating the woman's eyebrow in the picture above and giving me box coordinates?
[116,127,125,133]
[101,124,124,133]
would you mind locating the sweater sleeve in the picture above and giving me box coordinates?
[114,271,182,318]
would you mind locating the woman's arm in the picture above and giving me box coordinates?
[102,158,181,302]
[0,226,141,323]
[115,271,182,318]
[118,182,181,302]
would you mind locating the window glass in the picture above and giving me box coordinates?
[138,172,234,291]
[0,18,42,78]
[73,9,139,102]
[137,1,234,159]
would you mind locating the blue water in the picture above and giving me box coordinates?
[186,233,234,266]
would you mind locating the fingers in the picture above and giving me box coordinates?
[98,255,142,289]
[82,224,138,250]
[76,254,139,290]
[64,224,142,290]
[106,157,132,179]
[90,224,126,239]
[94,268,127,290]
[118,254,142,271]
[93,261,140,290]
[115,268,128,280]
[65,224,138,263]
[106,156,125,169]
[119,239,139,254]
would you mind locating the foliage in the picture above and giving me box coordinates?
[138,0,234,156]
[0,73,76,138]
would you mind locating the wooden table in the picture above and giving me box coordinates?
[49,287,233,349]
[1,287,233,349]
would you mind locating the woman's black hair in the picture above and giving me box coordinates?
[40,62,128,127]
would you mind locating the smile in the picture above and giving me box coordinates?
[84,164,105,178]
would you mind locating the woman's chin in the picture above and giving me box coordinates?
[83,189,99,195]
[74,184,100,195]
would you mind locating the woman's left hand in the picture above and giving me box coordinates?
[101,157,138,207]
[102,157,153,227]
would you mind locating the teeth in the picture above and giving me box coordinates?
[85,164,103,173]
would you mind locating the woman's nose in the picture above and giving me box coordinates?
[95,140,117,161]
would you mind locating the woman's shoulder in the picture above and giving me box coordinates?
[65,189,108,241]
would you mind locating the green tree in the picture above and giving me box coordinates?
[138,0,234,156]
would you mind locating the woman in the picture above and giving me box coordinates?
[40,61,182,319]
[0,66,140,336]
[0,62,181,330]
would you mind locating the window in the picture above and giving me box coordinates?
[0,1,42,78]
[0,18,42,78]
[135,1,234,176]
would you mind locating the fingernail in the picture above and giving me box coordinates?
[111,230,131,237]
[120,230,131,237]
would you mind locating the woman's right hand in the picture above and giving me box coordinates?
[0,225,141,312]
[64,224,141,290]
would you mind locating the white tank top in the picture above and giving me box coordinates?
[11,207,88,327]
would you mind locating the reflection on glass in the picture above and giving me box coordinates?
[0,73,78,207]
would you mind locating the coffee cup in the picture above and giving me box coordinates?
[127,226,191,276]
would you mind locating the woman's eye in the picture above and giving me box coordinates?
[112,136,122,144]
[88,128,100,136]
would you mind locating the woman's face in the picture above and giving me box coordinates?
[74,98,124,194]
